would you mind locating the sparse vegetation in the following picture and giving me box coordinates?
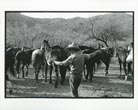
[6,13,133,49]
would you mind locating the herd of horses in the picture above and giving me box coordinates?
[6,40,133,89]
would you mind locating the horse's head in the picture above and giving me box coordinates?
[116,47,129,58]
[108,47,115,57]
[127,42,133,52]
[43,40,48,44]
[43,40,50,48]
[102,47,114,57]
[45,49,60,66]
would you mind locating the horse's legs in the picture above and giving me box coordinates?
[16,61,20,79]
[83,65,88,81]
[83,65,86,79]
[35,70,40,83]
[5,65,10,81]
[128,62,132,75]
[85,69,89,80]
[35,71,38,83]
[105,56,111,76]
[44,64,48,82]
[104,62,109,76]
[89,62,95,81]
[89,68,93,81]
[85,63,90,80]
[41,64,45,78]
[5,62,9,78]
[35,64,41,83]
[26,64,29,77]
[130,62,133,76]
[49,65,53,83]
[129,62,133,80]
[123,62,127,80]
[93,64,96,73]
[85,70,89,80]
[9,61,15,76]
[118,59,122,76]
[59,66,67,85]
[22,64,25,78]
[54,65,58,88]
[93,64,95,74]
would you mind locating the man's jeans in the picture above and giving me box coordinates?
[69,74,82,97]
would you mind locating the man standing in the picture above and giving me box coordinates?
[53,43,91,97]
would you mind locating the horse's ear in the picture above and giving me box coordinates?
[43,40,47,46]
[43,40,46,43]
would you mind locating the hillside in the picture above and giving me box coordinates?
[6,12,133,48]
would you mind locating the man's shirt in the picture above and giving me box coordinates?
[61,52,90,77]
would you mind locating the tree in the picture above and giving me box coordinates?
[88,17,111,47]
[88,17,127,47]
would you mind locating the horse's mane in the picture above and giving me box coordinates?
[52,45,64,50]
[79,45,95,50]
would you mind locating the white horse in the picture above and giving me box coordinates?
[125,43,133,80]
[32,46,47,82]
[126,43,133,62]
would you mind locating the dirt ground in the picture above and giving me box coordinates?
[6,57,133,98]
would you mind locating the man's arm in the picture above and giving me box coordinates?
[83,54,90,60]
[89,52,96,58]
[53,55,73,66]
[83,51,97,60]
[54,61,64,66]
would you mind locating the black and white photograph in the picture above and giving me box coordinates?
[5,11,134,98]
[0,0,138,110]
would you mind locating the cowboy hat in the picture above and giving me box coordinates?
[66,42,80,51]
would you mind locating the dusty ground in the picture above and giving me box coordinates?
[6,57,133,98]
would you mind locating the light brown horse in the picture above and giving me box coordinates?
[31,46,47,82]
[116,47,129,80]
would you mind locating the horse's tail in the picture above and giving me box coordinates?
[26,49,35,64]
[32,52,39,67]
[32,50,44,73]
[15,51,20,61]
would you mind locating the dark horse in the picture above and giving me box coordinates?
[82,48,98,80]
[5,47,20,80]
[5,47,20,95]
[79,46,98,80]
[15,48,34,78]
[83,47,114,81]
[43,40,68,88]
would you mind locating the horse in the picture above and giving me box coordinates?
[79,46,98,79]
[116,47,130,80]
[5,47,20,80]
[83,47,114,81]
[126,42,133,79]
[126,42,133,63]
[15,48,34,78]
[79,45,92,50]
[43,40,68,88]
[80,47,97,80]
[31,46,47,82]
[126,50,133,76]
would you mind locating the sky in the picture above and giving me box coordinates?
[21,12,133,19]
